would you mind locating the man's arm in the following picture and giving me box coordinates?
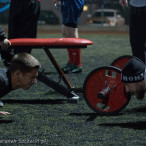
[119,0,128,7]
[0,111,10,115]
[0,25,11,51]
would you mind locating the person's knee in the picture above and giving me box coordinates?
[62,30,68,38]
[62,25,78,38]
[68,30,78,38]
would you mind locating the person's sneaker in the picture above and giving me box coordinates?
[72,65,82,73]
[61,62,74,73]
[0,101,4,107]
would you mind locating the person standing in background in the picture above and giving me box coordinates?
[1,0,40,67]
[0,25,11,115]
[119,0,146,63]
[53,0,84,73]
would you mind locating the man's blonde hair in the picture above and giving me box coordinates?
[10,53,41,73]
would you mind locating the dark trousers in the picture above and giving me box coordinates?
[1,0,40,64]
[129,5,146,63]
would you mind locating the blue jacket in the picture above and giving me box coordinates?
[61,0,84,25]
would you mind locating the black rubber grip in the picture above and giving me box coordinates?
[97,87,111,99]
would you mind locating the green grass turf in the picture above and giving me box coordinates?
[0,33,146,145]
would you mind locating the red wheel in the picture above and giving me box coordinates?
[111,55,133,70]
[83,66,131,115]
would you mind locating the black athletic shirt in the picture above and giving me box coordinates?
[0,68,13,98]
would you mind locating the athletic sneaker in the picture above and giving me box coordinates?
[61,62,74,73]
[72,65,82,73]
[0,101,4,107]
[62,62,82,74]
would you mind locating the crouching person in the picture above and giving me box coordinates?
[0,52,41,115]
[121,57,146,99]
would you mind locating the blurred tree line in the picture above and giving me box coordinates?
[103,3,130,25]
[85,0,129,25]
[0,0,130,25]
[85,0,130,25]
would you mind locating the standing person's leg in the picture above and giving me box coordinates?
[62,25,82,73]
[1,0,22,67]
[8,0,21,40]
[69,28,82,72]
[68,27,82,73]
[2,0,40,68]
[62,25,74,65]
[129,6,146,63]
[13,0,40,54]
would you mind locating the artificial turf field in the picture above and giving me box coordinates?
[0,32,146,145]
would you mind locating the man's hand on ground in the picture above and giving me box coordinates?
[0,111,10,115]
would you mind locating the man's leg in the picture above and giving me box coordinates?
[8,0,40,54]
[62,25,82,73]
[13,0,40,54]
[37,71,80,103]
[129,6,146,63]
[1,0,40,67]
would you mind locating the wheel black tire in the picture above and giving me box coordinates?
[83,66,131,115]
[111,55,133,70]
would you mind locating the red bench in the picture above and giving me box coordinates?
[10,38,92,48]
[9,38,93,102]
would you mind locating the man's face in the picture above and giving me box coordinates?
[18,69,38,90]
[124,81,145,99]
[124,82,144,93]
